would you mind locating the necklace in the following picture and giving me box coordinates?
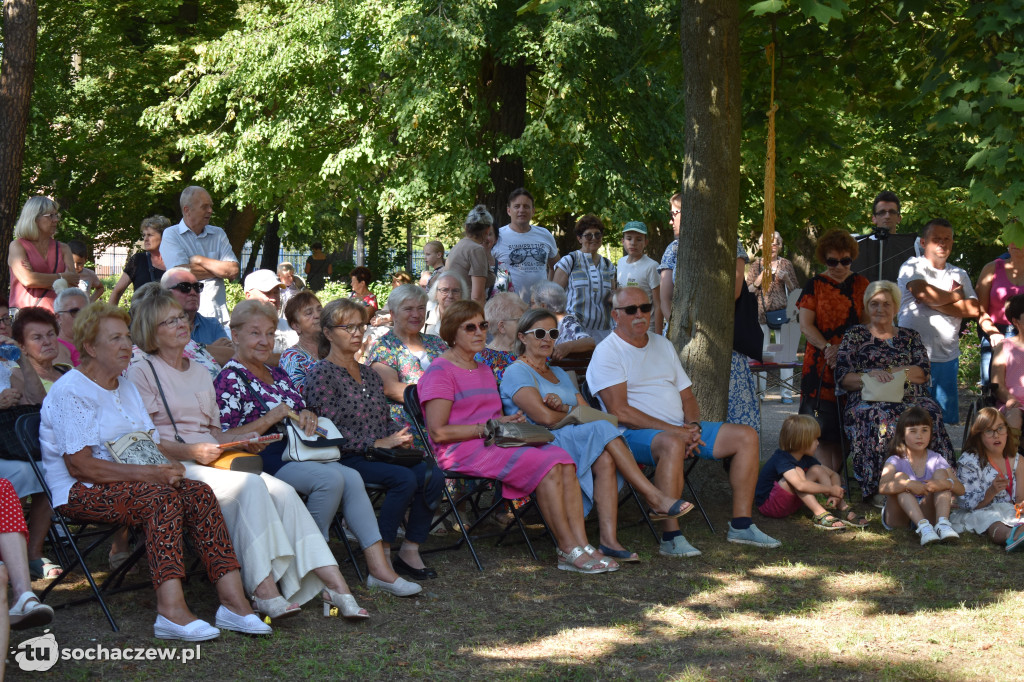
[446,349,476,369]
[523,355,548,373]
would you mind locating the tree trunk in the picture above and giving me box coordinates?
[670,0,742,422]
[355,211,365,266]
[224,204,259,260]
[474,13,529,221]
[259,214,281,271]
[0,0,38,300]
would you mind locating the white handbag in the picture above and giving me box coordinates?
[861,369,907,403]
[283,417,345,463]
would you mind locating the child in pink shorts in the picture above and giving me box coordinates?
[754,415,868,531]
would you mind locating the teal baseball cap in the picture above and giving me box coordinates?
[622,221,648,235]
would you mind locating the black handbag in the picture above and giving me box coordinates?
[362,447,426,467]
[765,308,789,330]
[0,405,42,460]
[734,285,764,361]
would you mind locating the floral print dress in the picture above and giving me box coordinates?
[835,325,953,499]
[366,330,448,441]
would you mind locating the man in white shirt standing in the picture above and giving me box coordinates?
[586,286,780,558]
[490,188,558,302]
[160,186,240,325]
[896,218,978,424]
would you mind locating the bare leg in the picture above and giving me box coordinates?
[895,492,926,525]
[649,433,687,533]
[930,471,954,521]
[778,479,828,517]
[363,541,401,583]
[313,565,352,595]
[214,569,258,617]
[560,464,592,549]
[155,578,201,626]
[815,441,844,478]
[534,464,575,552]
[0,564,7,680]
[592,453,624,551]
[0,532,33,597]
[987,522,1011,544]
[397,541,425,570]
[712,424,759,518]
[252,575,286,600]
[602,437,678,514]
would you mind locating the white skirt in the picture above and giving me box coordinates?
[183,462,336,605]
[950,501,1018,535]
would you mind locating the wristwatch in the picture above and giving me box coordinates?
[687,421,702,434]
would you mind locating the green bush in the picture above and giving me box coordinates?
[958,320,981,392]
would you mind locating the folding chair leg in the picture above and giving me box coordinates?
[42,517,119,632]
[331,516,365,584]
[628,484,661,543]
[686,479,715,534]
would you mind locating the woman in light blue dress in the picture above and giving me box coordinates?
[499,309,693,562]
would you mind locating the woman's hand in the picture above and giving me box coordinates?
[190,442,223,466]
[149,462,187,487]
[990,474,1009,496]
[924,479,952,494]
[498,411,526,424]
[866,369,894,383]
[238,432,265,453]
[0,388,22,409]
[377,427,414,449]
[823,343,839,367]
[542,393,565,412]
[295,409,319,437]
[265,403,292,425]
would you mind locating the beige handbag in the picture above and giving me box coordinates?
[861,369,906,403]
[106,431,171,466]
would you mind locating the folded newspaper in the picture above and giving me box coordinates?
[552,404,618,429]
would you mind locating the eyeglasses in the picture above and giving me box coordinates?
[522,328,560,340]
[825,257,853,267]
[614,303,653,316]
[169,282,205,294]
[437,287,461,296]
[57,307,82,317]
[40,213,61,221]
[581,233,603,241]
[331,323,366,336]
[669,209,681,217]
[874,209,899,217]
[461,321,489,334]
[985,425,1008,438]
[158,313,188,329]
[0,316,10,326]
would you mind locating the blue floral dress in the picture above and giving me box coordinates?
[835,325,953,499]
[728,242,760,431]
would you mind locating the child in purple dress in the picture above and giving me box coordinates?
[878,406,965,545]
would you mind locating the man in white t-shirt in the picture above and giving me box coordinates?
[586,286,780,557]
[896,218,978,424]
[616,221,661,333]
[491,188,558,302]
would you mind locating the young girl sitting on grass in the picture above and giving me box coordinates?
[950,407,1024,551]
[879,405,964,546]
[755,414,868,531]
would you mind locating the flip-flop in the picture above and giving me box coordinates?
[597,544,641,563]
[649,499,694,521]
[1006,525,1024,553]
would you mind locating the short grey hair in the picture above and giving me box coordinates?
[179,185,208,211]
[141,215,172,235]
[160,266,193,287]
[387,283,428,312]
[277,262,295,275]
[54,287,89,312]
[530,281,567,313]
[484,292,527,324]
[464,204,494,238]
[864,280,901,312]
[14,196,60,241]
[429,272,469,303]
[611,286,651,309]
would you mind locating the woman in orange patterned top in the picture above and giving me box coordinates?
[797,229,869,474]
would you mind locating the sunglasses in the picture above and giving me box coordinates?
[614,303,653,316]
[461,321,489,334]
[825,257,853,267]
[522,328,560,340]
[581,232,603,241]
[169,282,205,294]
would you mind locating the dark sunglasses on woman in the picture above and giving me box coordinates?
[825,257,853,267]
[522,328,560,340]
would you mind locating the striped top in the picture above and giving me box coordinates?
[554,250,616,331]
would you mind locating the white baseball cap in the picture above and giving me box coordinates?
[244,269,284,293]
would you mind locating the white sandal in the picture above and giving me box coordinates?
[10,591,54,631]
[323,588,369,620]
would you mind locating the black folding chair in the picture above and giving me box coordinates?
[329,482,388,584]
[403,384,547,571]
[14,413,126,631]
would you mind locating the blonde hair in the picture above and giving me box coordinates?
[229,299,278,332]
[74,302,131,358]
[130,288,183,354]
[864,280,901,312]
[14,197,60,241]
[778,414,821,454]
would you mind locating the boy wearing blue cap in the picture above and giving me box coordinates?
[617,221,662,333]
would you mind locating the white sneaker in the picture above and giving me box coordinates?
[917,521,940,546]
[934,519,960,542]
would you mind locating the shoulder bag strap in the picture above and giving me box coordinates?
[144,358,185,443]
[233,366,271,412]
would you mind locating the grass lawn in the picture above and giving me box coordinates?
[7,484,1022,682]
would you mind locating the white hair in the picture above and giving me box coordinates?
[429,271,469,303]
[54,287,89,311]
[611,286,652,308]
[160,266,194,286]
[530,281,568,314]
[179,185,208,211]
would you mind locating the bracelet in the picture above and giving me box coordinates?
[476,423,485,439]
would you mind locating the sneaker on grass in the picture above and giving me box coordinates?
[659,535,701,558]
[726,523,781,548]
